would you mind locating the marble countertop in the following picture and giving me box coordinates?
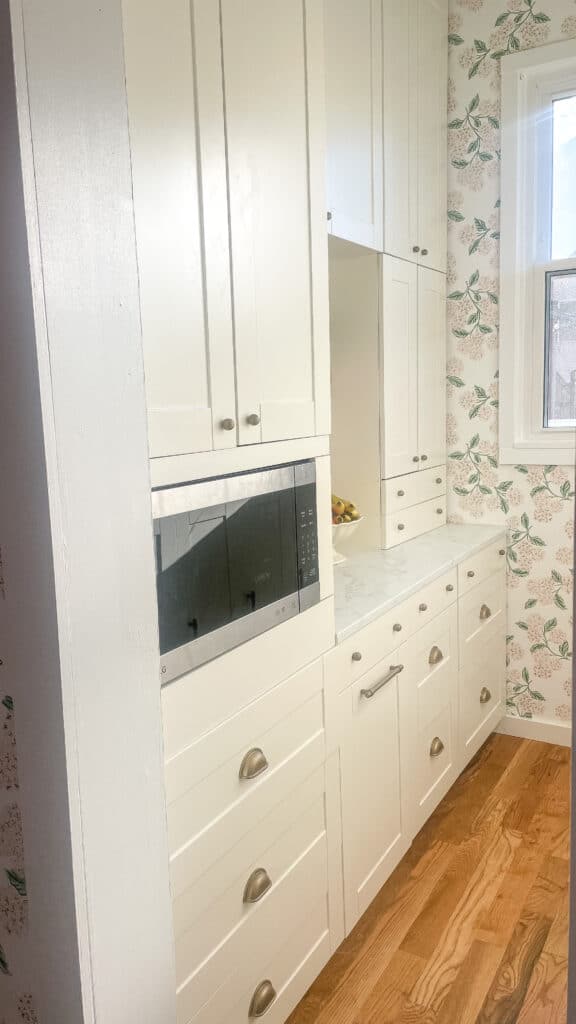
[334,523,506,643]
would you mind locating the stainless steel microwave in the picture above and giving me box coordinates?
[152,461,320,683]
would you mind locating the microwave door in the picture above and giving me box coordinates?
[155,507,232,656]
[225,489,299,627]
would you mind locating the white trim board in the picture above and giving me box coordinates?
[497,715,571,748]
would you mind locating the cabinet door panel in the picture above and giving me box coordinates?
[123,0,236,459]
[417,267,446,470]
[381,256,419,478]
[382,0,418,262]
[325,0,383,250]
[417,0,448,273]
[221,0,327,445]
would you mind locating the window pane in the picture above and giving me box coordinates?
[545,270,576,427]
[552,94,576,260]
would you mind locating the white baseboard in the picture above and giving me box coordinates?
[496,714,572,748]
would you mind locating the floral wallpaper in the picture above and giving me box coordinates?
[0,691,37,1024]
[447,0,576,724]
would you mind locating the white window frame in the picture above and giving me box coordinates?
[500,39,576,465]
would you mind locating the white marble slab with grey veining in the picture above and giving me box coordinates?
[334,523,506,643]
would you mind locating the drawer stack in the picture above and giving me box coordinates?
[381,466,447,548]
[162,659,333,1024]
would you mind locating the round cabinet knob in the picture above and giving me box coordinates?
[499,548,506,556]
[446,583,454,592]
[243,868,272,905]
[397,523,405,531]
[480,686,492,704]
[429,645,443,666]
[436,508,444,515]
[467,570,475,578]
[249,980,277,1018]
[436,478,443,485]
[246,413,261,426]
[327,210,333,221]
[419,603,428,612]
[412,455,420,463]
[430,736,445,758]
[351,651,363,662]
[397,489,405,497]
[421,455,428,462]
[421,248,429,256]
[239,747,269,781]
[412,245,420,253]
[221,417,236,431]
[393,623,402,632]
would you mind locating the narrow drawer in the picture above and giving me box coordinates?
[171,770,326,987]
[177,836,329,1024]
[458,536,507,595]
[382,465,446,515]
[383,496,447,548]
[459,571,506,661]
[460,621,505,757]
[325,568,457,696]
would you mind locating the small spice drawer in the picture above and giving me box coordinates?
[325,568,457,696]
[459,570,506,662]
[381,465,446,515]
[383,496,447,548]
[458,536,507,596]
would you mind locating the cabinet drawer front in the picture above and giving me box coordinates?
[325,569,457,695]
[399,606,457,731]
[460,622,505,756]
[459,572,506,660]
[172,776,325,986]
[382,465,446,515]
[177,838,329,1024]
[458,537,507,595]
[383,496,447,548]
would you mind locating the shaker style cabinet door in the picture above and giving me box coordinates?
[416,0,448,273]
[417,267,446,470]
[324,0,384,251]
[123,0,236,459]
[220,0,330,446]
[382,0,418,263]
[380,256,419,479]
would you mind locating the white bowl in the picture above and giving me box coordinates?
[332,516,365,564]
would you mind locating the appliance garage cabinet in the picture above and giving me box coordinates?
[123,0,330,472]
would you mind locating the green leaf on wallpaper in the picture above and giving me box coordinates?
[478,324,493,333]
[509,548,518,563]
[561,480,574,498]
[5,869,26,897]
[487,293,499,305]
[468,270,480,287]
[515,464,528,473]
[468,472,480,484]
[470,433,480,447]
[479,485,492,495]
[531,691,545,701]
[488,117,500,130]
[474,385,487,397]
[0,945,9,976]
[509,35,520,51]
[530,643,546,652]
[468,94,480,113]
[474,39,488,52]
[544,618,557,633]
[521,512,530,529]
[524,598,537,609]
[449,450,466,460]
[448,118,465,130]
[469,61,481,79]
[530,535,546,546]
[453,327,469,338]
[517,621,529,631]
[447,375,465,387]
[452,158,468,169]
[448,291,465,300]
[449,33,465,45]
[555,594,567,610]
[474,219,488,232]
[495,11,510,24]
[530,485,547,496]
[560,641,571,657]
[454,486,470,496]
[467,139,480,154]
[1,696,13,713]
[448,210,465,221]
[522,667,530,683]
[488,455,498,468]
[533,11,551,21]
[545,465,556,473]
[499,481,513,491]
[479,151,494,161]
[512,568,529,576]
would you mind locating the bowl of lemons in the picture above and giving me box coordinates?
[331,494,364,564]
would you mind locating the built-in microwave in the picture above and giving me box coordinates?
[152,461,320,683]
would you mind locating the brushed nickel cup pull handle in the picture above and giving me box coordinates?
[352,651,363,662]
[419,603,428,612]
[246,413,261,426]
[243,868,272,905]
[239,748,269,781]
[467,570,475,578]
[221,417,236,431]
[480,604,492,621]
[361,664,404,699]
[429,645,443,666]
[480,686,492,704]
[249,980,277,1018]
[430,736,444,758]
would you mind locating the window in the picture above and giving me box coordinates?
[500,39,576,464]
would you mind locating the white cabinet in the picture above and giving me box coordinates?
[325,0,447,272]
[381,256,446,480]
[124,0,330,464]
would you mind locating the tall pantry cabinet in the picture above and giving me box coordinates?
[325,0,448,550]
[123,0,330,469]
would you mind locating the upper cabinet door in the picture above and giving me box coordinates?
[324,0,384,250]
[417,0,448,274]
[220,0,330,446]
[417,267,446,469]
[382,0,418,263]
[380,256,419,479]
[123,0,237,459]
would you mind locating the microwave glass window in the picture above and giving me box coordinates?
[226,490,299,620]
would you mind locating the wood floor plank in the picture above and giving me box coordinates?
[434,940,505,1024]
[476,912,553,1024]
[516,951,568,1024]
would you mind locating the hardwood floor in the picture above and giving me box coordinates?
[288,734,571,1024]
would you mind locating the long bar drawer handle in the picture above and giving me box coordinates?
[361,664,404,699]
[480,604,492,621]
[243,868,272,905]
[239,747,269,781]
[249,980,277,1018]
[430,736,445,758]
[429,645,443,666]
[480,686,492,704]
